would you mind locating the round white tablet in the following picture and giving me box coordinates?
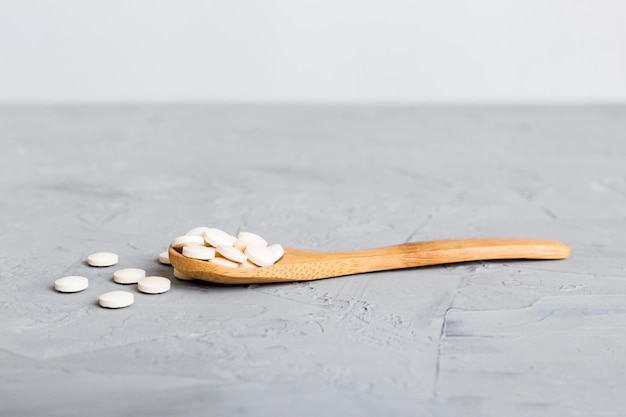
[185,226,211,236]
[216,245,247,263]
[159,251,171,265]
[267,244,285,262]
[99,291,134,308]
[237,231,266,241]
[202,228,237,247]
[173,269,194,280]
[245,245,278,267]
[182,245,216,260]
[87,252,119,267]
[113,268,146,284]
[138,276,171,294]
[54,276,89,293]
[239,260,257,269]
[210,257,239,268]
[233,233,268,251]
[171,235,205,249]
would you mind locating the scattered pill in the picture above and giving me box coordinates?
[138,276,171,294]
[87,252,119,267]
[159,251,171,265]
[245,245,278,267]
[173,269,194,280]
[113,268,146,284]
[203,228,237,247]
[171,235,205,249]
[54,276,89,293]
[182,245,216,260]
[210,257,240,268]
[185,226,211,236]
[216,245,247,263]
[99,290,134,308]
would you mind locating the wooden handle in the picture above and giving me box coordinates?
[169,238,570,284]
[328,238,570,275]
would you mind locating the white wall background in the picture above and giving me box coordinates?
[1,0,625,103]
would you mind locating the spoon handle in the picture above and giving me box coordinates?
[330,238,570,274]
[169,237,570,284]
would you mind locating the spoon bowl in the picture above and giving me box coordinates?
[169,238,570,284]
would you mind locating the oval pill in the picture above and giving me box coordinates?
[159,251,171,265]
[171,235,205,249]
[216,245,247,263]
[87,252,119,267]
[54,276,89,293]
[202,228,237,247]
[113,268,146,284]
[99,291,134,308]
[138,276,171,294]
[182,245,216,260]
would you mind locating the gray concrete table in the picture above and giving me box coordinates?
[1,105,625,417]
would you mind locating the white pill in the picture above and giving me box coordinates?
[159,251,171,265]
[113,268,146,284]
[54,276,89,293]
[173,269,194,280]
[237,231,265,240]
[185,226,211,236]
[239,260,257,269]
[245,245,278,267]
[202,228,237,247]
[210,257,239,268]
[267,244,285,262]
[87,252,119,267]
[233,233,268,251]
[182,245,216,260]
[216,245,247,263]
[99,291,134,308]
[171,235,205,249]
[138,276,171,294]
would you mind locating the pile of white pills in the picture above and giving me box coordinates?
[54,226,280,308]
[54,251,171,309]
[171,227,284,269]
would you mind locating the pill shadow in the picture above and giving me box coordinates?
[110,279,137,285]
[436,258,567,269]
[91,300,135,309]
[83,261,116,268]
[168,277,257,293]
[179,258,564,290]
[147,260,248,289]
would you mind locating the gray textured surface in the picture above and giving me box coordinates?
[1,104,625,417]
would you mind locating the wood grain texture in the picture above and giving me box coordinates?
[169,238,570,284]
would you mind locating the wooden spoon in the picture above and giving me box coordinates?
[168,238,570,284]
